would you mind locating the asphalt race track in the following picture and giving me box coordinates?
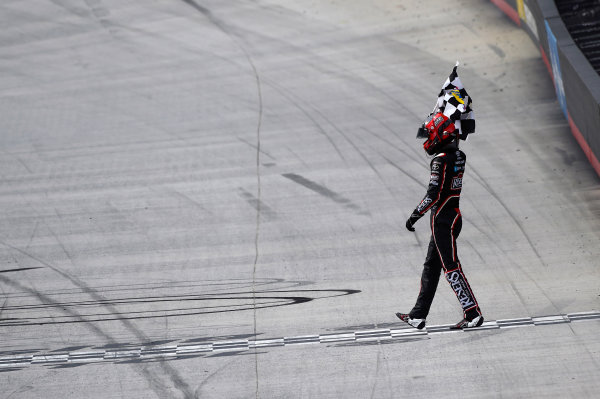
[1,1,599,398]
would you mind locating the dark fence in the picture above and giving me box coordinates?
[556,0,600,73]
[489,0,600,178]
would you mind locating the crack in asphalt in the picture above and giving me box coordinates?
[177,2,265,396]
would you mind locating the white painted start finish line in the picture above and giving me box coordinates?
[1,311,598,370]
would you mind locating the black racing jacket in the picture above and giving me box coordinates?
[409,145,465,226]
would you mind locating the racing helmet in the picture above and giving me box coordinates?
[416,112,458,155]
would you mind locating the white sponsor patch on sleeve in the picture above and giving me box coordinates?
[417,197,432,212]
[451,176,463,190]
[429,174,439,186]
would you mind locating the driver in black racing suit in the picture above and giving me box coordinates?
[396,112,484,330]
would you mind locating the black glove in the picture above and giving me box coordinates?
[405,212,420,232]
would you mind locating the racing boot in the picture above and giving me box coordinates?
[396,312,426,330]
[451,315,484,330]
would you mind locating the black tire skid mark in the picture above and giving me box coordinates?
[0,291,353,327]
[282,173,367,215]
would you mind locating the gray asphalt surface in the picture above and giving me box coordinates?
[1,0,599,398]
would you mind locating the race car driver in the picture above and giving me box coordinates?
[396,112,484,330]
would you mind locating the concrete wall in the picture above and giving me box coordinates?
[491,0,600,177]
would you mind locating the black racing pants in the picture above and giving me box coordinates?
[409,209,482,320]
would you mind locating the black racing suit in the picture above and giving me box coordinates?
[406,143,482,321]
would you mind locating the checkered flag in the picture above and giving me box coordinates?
[433,61,475,140]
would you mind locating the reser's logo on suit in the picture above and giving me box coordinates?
[446,271,475,309]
